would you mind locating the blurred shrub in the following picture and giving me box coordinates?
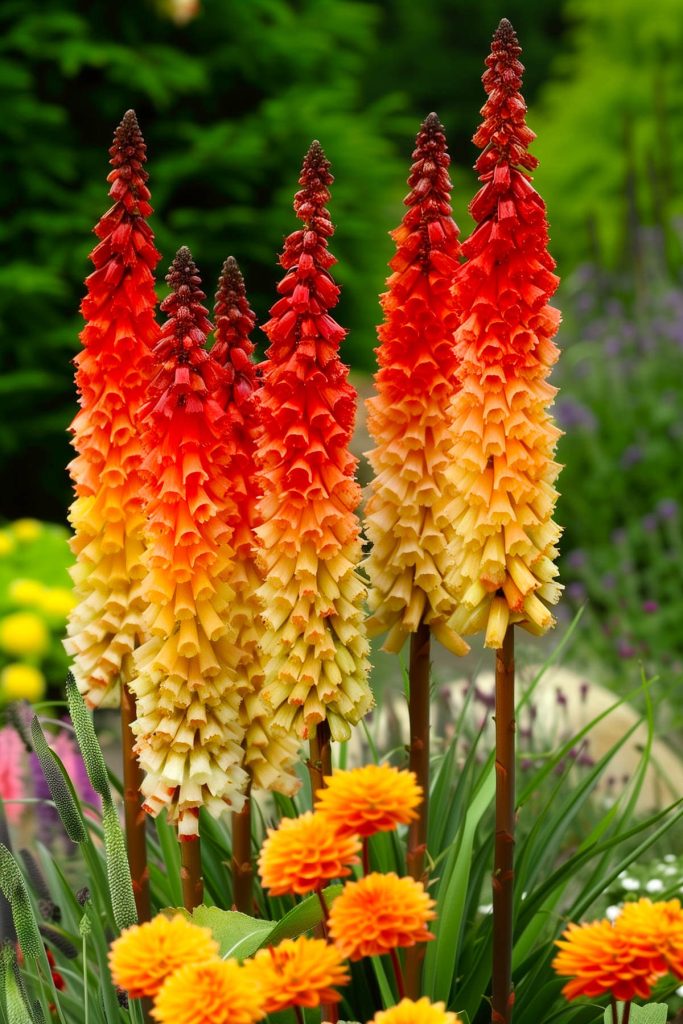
[555,237,683,678]
[0,519,73,697]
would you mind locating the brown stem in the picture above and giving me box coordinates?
[405,618,431,998]
[622,1001,631,1024]
[390,948,406,1001]
[120,670,151,924]
[610,997,618,1024]
[231,781,253,914]
[316,885,330,930]
[179,836,204,912]
[294,1007,305,1024]
[491,626,515,1024]
[308,719,332,799]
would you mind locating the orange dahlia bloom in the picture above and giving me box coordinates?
[617,898,683,979]
[328,871,435,960]
[369,998,462,1024]
[255,141,373,742]
[365,113,468,657]
[129,247,247,838]
[243,937,349,1012]
[552,917,665,1001]
[108,914,219,999]
[258,811,360,895]
[314,764,422,838]
[65,110,160,707]
[444,20,563,648]
[212,257,300,797]
[152,960,264,1024]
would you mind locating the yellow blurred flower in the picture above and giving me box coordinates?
[370,998,463,1024]
[0,533,15,557]
[0,664,46,703]
[8,579,46,607]
[37,587,76,618]
[0,612,50,657]
[11,519,42,543]
[109,914,219,999]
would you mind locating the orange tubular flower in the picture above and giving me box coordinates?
[129,247,248,839]
[328,871,435,960]
[243,937,349,1012]
[365,113,469,657]
[65,110,160,707]
[444,20,563,648]
[314,764,422,838]
[258,810,360,896]
[369,998,462,1024]
[212,257,300,797]
[109,914,219,999]
[152,960,264,1024]
[617,898,683,979]
[255,141,373,743]
[552,918,665,1002]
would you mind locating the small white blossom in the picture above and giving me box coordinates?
[621,877,640,891]
[645,879,664,893]
[606,905,621,922]
[478,903,493,915]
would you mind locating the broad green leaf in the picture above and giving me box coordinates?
[268,884,343,944]
[191,907,275,960]
[603,1004,668,1024]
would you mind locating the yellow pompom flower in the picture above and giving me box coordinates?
[0,532,15,557]
[109,914,219,999]
[0,664,46,703]
[38,587,77,618]
[314,764,422,838]
[8,579,46,607]
[0,612,49,658]
[370,998,463,1024]
[328,872,435,960]
[243,937,348,1012]
[152,960,264,1024]
[11,519,42,543]
[258,811,360,896]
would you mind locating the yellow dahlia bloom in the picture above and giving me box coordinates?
[365,114,468,657]
[258,810,360,896]
[152,960,264,1024]
[243,937,348,1012]
[314,764,422,838]
[370,998,462,1024]
[328,872,436,960]
[109,914,219,999]
[255,143,373,743]
[65,111,160,706]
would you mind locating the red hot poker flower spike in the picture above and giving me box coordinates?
[129,246,248,840]
[65,110,161,708]
[255,142,373,742]
[444,20,563,648]
[212,257,300,795]
[365,113,469,657]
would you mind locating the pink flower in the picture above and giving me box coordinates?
[0,726,26,823]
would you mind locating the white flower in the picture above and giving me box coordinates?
[645,879,664,893]
[478,903,493,915]
[621,877,640,891]
[606,905,622,922]
[664,854,676,863]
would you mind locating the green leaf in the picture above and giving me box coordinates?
[603,1004,668,1024]
[191,907,276,959]
[268,884,343,945]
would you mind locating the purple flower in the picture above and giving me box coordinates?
[642,514,658,533]
[621,445,643,469]
[567,582,587,603]
[642,600,659,614]
[657,498,678,521]
[617,640,637,659]
[567,549,587,570]
[556,398,597,432]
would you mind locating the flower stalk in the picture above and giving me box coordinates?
[179,837,204,912]
[120,661,150,924]
[491,626,515,1024]
[231,782,253,914]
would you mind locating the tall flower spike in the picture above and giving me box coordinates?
[65,110,160,706]
[129,246,248,839]
[255,141,373,742]
[445,20,563,648]
[212,257,300,795]
[365,113,469,656]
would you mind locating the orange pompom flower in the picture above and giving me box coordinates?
[552,917,666,1002]
[152,960,264,1024]
[444,20,563,648]
[328,872,435,960]
[255,141,373,742]
[109,914,219,999]
[129,247,248,838]
[258,810,360,896]
[314,764,422,838]
[212,257,300,797]
[364,113,469,657]
[369,998,462,1024]
[66,110,160,707]
[617,898,683,980]
[243,937,349,1012]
